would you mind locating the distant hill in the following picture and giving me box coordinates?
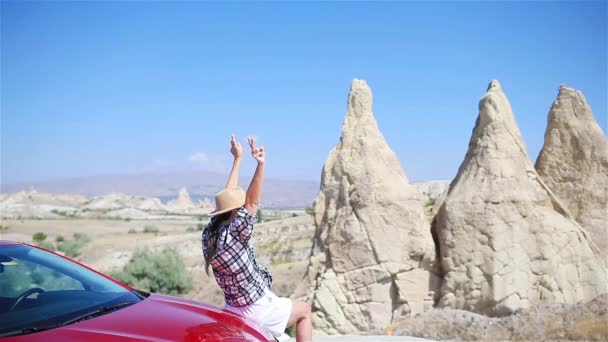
[0,171,320,209]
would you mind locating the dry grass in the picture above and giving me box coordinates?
[567,318,608,341]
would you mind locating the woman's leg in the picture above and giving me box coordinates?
[287,300,312,342]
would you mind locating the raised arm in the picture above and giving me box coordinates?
[225,134,243,188]
[244,136,265,215]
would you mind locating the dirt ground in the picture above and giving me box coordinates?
[0,218,198,241]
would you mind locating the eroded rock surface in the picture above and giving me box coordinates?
[535,85,608,256]
[306,79,437,334]
[392,293,608,341]
[435,80,607,316]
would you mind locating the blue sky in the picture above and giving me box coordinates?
[1,1,606,185]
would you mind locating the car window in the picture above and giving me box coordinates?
[0,244,142,338]
[0,257,84,297]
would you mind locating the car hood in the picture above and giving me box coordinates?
[6,293,274,342]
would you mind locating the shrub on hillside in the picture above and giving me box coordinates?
[37,241,55,251]
[32,232,47,243]
[143,225,159,234]
[73,232,90,244]
[56,233,90,257]
[32,232,54,251]
[111,247,192,296]
[57,240,81,257]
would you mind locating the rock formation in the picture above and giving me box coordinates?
[197,197,214,209]
[306,79,437,334]
[0,189,87,219]
[0,188,215,220]
[167,187,194,209]
[392,293,608,341]
[83,193,167,212]
[435,80,607,316]
[535,85,608,255]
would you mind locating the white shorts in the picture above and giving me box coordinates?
[224,288,292,337]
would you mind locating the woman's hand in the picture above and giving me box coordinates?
[245,136,265,214]
[248,136,265,164]
[230,134,243,160]
[225,135,242,188]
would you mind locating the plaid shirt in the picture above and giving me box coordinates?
[202,207,273,307]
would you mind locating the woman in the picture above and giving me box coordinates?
[202,135,312,341]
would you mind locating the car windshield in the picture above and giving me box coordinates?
[0,244,142,337]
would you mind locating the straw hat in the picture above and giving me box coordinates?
[209,187,246,217]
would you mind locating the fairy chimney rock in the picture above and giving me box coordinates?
[535,85,608,255]
[306,79,436,334]
[168,187,194,209]
[435,80,607,316]
[197,197,214,209]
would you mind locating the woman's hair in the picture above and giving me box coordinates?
[204,210,233,275]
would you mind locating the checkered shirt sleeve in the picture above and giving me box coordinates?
[228,206,255,243]
[202,207,273,307]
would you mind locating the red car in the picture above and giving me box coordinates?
[0,240,276,341]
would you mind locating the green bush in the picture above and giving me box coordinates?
[51,209,76,218]
[196,223,205,231]
[56,233,90,257]
[257,209,264,223]
[51,209,64,216]
[56,240,80,257]
[111,247,192,296]
[73,233,90,244]
[38,240,55,251]
[143,225,159,234]
[0,224,10,232]
[32,232,47,243]
[305,206,315,216]
[185,227,195,232]
[128,228,137,234]
[55,235,65,242]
